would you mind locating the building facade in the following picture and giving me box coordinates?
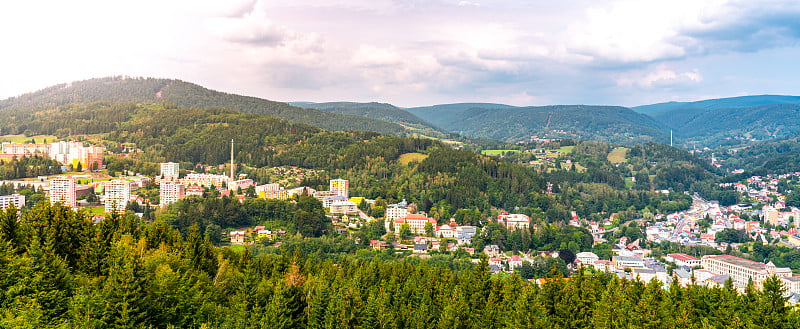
[160,162,180,181]
[394,214,437,235]
[104,180,131,214]
[0,194,25,210]
[386,199,409,221]
[49,177,76,208]
[329,178,349,198]
[159,181,185,206]
[701,255,792,288]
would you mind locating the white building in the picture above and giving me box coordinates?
[576,252,599,266]
[499,213,531,232]
[228,179,254,192]
[436,223,457,238]
[329,178,349,198]
[386,199,409,221]
[104,180,131,214]
[49,177,76,208]
[330,200,358,216]
[181,173,231,188]
[159,181,185,207]
[160,162,180,181]
[0,194,25,210]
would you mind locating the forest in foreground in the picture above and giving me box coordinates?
[0,203,797,329]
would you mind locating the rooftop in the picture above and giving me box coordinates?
[703,255,767,271]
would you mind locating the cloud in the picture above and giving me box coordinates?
[616,65,703,89]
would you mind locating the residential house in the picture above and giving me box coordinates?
[230,231,246,245]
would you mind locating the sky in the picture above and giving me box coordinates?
[1,0,799,107]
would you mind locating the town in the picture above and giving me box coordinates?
[3,139,800,304]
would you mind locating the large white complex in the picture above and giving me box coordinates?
[329,179,349,198]
[104,180,131,214]
[160,181,185,207]
[160,162,180,181]
[49,177,76,208]
[0,194,25,210]
[701,255,792,288]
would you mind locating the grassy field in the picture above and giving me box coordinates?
[85,206,106,216]
[607,147,628,164]
[0,134,59,143]
[481,149,517,156]
[397,152,429,165]
[229,244,246,252]
[625,177,635,189]
[558,146,575,154]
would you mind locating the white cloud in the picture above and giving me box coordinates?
[616,65,703,89]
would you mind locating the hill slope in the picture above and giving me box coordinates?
[406,103,516,130]
[448,105,669,144]
[633,95,800,114]
[289,101,448,137]
[0,77,407,136]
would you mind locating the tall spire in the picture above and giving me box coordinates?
[230,139,235,180]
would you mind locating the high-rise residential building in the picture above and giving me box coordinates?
[160,162,180,181]
[0,194,25,210]
[329,178,349,198]
[49,177,76,208]
[104,180,131,214]
[160,181,185,207]
[386,199,409,221]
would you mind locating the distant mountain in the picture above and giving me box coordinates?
[444,105,670,144]
[289,101,448,137]
[406,103,516,131]
[633,95,800,114]
[0,77,408,136]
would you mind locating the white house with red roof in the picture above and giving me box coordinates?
[499,213,530,232]
[666,253,701,267]
[435,222,458,238]
[394,214,437,235]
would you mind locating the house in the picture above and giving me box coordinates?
[509,255,524,270]
[576,252,599,266]
[230,231,246,245]
[370,240,388,250]
[666,253,701,267]
[436,223,458,238]
[484,245,500,257]
[673,269,693,287]
[456,226,477,245]
[593,260,613,272]
[256,229,271,239]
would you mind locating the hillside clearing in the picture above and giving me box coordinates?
[398,152,428,165]
[607,147,628,164]
[0,134,59,143]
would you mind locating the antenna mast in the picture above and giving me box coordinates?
[230,139,235,181]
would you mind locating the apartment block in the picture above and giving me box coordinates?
[49,177,76,208]
[104,180,131,214]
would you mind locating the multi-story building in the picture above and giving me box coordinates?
[255,183,281,194]
[230,231,246,245]
[262,189,289,200]
[330,200,358,216]
[394,214,437,235]
[159,181,185,207]
[185,185,205,197]
[499,213,530,232]
[435,223,457,238]
[780,276,800,295]
[386,199,409,221]
[49,177,76,208]
[160,162,180,181]
[181,173,231,188]
[666,253,701,267]
[701,255,792,288]
[1,141,104,170]
[329,178,349,198]
[322,196,348,208]
[228,179,254,192]
[0,194,25,210]
[104,180,131,214]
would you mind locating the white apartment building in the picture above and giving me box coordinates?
[181,173,231,188]
[0,194,25,210]
[160,162,180,181]
[160,181,185,207]
[104,180,131,214]
[500,213,531,232]
[49,177,76,208]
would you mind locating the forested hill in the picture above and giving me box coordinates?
[0,77,407,136]
[633,95,800,114]
[289,101,448,138]
[448,105,669,144]
[406,103,517,130]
